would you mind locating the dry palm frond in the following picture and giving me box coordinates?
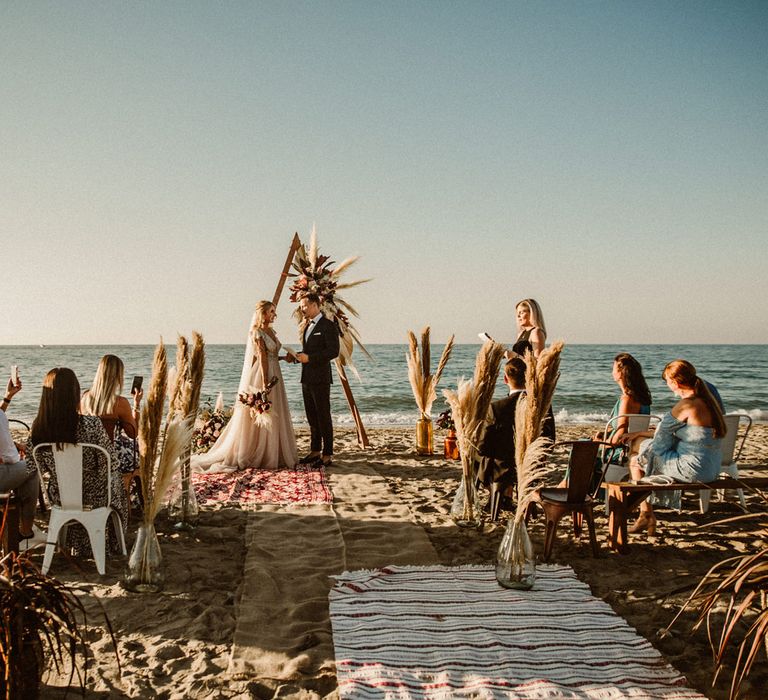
[143,418,194,523]
[138,341,168,508]
[513,341,565,522]
[406,328,456,419]
[664,492,768,699]
[335,278,372,290]
[330,255,359,277]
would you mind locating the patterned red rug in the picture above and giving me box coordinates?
[192,465,333,507]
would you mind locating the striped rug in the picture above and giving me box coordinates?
[329,564,705,699]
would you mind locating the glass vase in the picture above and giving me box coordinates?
[496,517,536,590]
[122,522,165,593]
[168,455,199,529]
[444,430,459,460]
[416,416,434,455]
[450,474,482,528]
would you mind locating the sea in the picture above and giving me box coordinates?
[1,344,766,428]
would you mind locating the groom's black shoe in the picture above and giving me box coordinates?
[299,454,322,465]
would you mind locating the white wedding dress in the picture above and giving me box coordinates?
[192,319,298,472]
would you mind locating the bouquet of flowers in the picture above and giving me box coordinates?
[436,408,456,432]
[192,398,233,454]
[238,377,279,422]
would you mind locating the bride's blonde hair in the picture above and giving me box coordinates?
[253,300,275,329]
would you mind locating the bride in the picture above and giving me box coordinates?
[192,300,298,472]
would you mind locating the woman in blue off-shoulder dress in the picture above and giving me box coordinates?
[622,359,724,535]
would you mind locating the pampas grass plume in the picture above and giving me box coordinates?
[144,418,194,523]
[139,341,168,507]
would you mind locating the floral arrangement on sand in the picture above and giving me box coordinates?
[238,377,279,423]
[192,396,233,454]
[288,226,371,376]
[406,327,455,419]
[436,408,455,432]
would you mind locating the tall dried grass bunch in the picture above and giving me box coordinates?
[137,340,196,525]
[406,327,455,418]
[443,340,506,519]
[513,341,564,522]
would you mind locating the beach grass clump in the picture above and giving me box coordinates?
[406,327,455,419]
[665,493,768,699]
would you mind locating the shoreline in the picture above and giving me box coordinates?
[23,425,768,698]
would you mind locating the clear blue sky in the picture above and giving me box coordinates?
[3,1,766,345]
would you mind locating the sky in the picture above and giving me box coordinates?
[2,1,767,346]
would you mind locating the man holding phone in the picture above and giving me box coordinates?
[0,371,42,544]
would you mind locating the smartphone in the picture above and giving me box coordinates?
[130,375,143,395]
[10,365,19,387]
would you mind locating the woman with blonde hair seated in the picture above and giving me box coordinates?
[80,354,143,495]
[624,359,725,535]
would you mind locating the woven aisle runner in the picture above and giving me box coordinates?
[330,564,706,700]
[227,458,438,679]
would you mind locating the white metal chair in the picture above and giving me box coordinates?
[33,442,126,575]
[699,413,752,513]
[597,414,661,486]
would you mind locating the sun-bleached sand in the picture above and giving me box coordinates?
[23,424,768,699]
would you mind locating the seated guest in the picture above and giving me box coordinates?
[0,374,40,542]
[594,353,652,481]
[624,359,725,534]
[26,368,127,557]
[477,357,527,499]
[80,355,143,495]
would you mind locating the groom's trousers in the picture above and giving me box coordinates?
[302,382,333,456]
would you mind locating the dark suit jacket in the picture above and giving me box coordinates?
[476,392,522,487]
[300,316,340,384]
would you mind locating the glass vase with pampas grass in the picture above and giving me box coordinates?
[166,333,206,530]
[496,341,564,590]
[122,340,196,593]
[406,327,454,456]
[444,340,506,527]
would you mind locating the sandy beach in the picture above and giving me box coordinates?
[20,424,767,699]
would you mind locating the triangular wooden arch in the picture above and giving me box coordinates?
[273,233,370,448]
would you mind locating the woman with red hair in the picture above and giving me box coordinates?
[624,359,725,534]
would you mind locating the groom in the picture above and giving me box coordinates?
[295,293,340,466]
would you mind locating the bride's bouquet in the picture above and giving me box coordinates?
[238,376,279,423]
